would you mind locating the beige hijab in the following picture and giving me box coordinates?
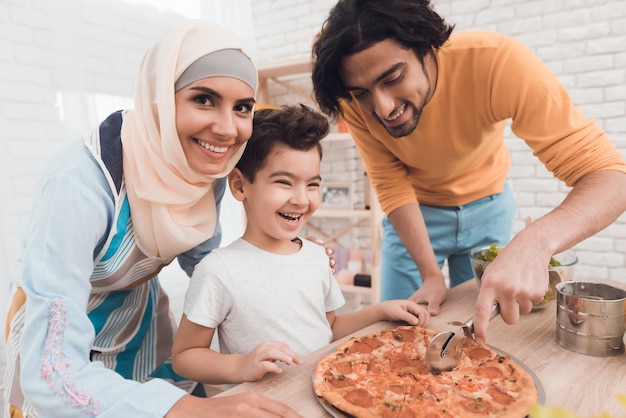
[121,20,257,258]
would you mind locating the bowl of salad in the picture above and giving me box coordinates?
[469,243,578,309]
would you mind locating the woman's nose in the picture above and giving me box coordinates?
[212,111,238,139]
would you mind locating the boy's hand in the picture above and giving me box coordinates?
[378,300,430,327]
[240,341,302,382]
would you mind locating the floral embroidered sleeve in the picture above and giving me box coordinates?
[17,143,186,417]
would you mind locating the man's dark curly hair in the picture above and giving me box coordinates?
[235,104,330,183]
[312,0,454,118]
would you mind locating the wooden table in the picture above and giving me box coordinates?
[216,279,626,416]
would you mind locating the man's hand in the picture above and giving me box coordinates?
[473,244,548,345]
[408,279,448,315]
[375,299,430,327]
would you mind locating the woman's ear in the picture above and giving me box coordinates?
[228,168,246,202]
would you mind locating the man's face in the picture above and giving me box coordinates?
[339,38,433,138]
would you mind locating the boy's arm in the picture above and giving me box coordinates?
[172,314,243,384]
[172,315,301,384]
[328,300,429,341]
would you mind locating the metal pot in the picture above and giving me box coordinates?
[556,281,626,357]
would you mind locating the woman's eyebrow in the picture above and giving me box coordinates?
[188,86,255,104]
[188,86,221,98]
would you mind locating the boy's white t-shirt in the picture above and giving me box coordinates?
[183,237,345,355]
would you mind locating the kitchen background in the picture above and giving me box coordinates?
[0,0,625,396]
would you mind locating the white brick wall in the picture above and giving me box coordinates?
[0,0,189,396]
[0,0,186,279]
[252,0,626,284]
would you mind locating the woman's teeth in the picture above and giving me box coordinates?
[197,139,228,153]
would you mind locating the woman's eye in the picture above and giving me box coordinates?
[193,95,214,106]
[235,103,254,114]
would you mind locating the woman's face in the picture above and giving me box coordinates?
[175,77,256,175]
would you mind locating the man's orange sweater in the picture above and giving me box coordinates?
[341,31,626,215]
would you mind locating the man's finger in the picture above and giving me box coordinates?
[427,300,440,316]
[473,292,496,345]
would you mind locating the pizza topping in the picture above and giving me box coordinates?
[314,325,538,418]
[391,328,416,342]
[334,361,354,375]
[478,365,503,380]
[467,346,494,361]
[346,336,385,354]
[461,397,494,413]
[344,388,373,407]
[487,386,515,405]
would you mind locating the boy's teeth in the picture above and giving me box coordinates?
[280,212,302,221]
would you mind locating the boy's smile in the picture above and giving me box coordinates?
[235,143,322,254]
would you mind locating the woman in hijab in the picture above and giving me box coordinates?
[3,19,300,418]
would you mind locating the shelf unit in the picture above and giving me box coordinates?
[257,57,382,304]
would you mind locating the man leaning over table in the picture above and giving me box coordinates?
[311,0,626,344]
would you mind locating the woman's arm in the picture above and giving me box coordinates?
[17,143,186,417]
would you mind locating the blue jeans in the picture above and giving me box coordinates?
[380,182,515,300]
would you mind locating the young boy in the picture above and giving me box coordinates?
[171,105,429,385]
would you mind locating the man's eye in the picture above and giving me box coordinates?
[385,73,403,85]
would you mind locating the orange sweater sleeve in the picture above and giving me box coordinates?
[341,31,626,216]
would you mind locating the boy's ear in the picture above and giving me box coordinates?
[228,168,246,202]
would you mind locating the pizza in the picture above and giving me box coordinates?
[313,325,538,417]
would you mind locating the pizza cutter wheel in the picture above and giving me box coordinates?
[425,304,500,374]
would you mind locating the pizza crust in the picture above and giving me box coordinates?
[314,325,538,418]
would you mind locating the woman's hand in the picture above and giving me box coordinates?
[166,393,302,417]
[307,236,336,273]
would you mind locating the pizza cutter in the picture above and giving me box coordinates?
[425,304,501,374]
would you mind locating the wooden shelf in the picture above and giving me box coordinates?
[258,57,382,304]
[257,57,311,79]
[339,284,372,296]
[313,208,370,219]
[257,57,312,104]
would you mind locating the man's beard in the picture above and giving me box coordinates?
[374,102,423,138]
[374,62,431,138]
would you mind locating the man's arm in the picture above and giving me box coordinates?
[387,203,448,314]
[473,170,626,344]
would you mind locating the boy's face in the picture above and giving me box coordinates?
[237,143,322,252]
[339,38,433,138]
